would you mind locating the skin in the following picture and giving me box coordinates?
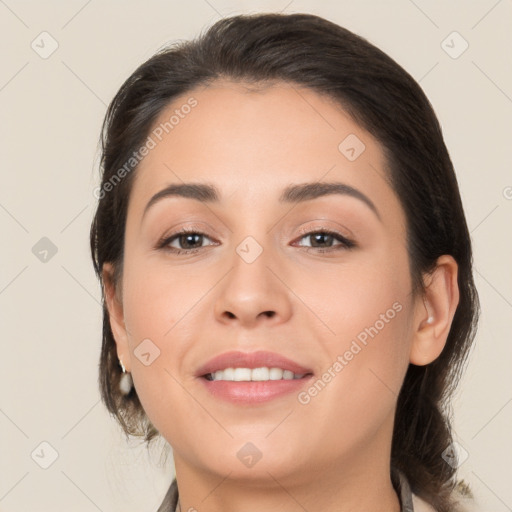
[103,81,459,512]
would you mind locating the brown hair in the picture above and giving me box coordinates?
[90,13,479,511]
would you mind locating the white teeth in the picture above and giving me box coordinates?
[208,367,307,382]
[251,367,269,381]
[219,368,234,380]
[269,367,284,380]
[234,368,251,381]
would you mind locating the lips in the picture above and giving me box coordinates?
[195,350,313,378]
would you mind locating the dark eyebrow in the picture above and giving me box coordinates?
[142,181,381,221]
[143,183,220,219]
[279,182,381,221]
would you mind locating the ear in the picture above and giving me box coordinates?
[410,255,460,366]
[102,262,132,372]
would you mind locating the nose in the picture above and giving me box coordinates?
[213,242,293,328]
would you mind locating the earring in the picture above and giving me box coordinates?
[119,358,133,395]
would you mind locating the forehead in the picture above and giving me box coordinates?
[128,81,402,225]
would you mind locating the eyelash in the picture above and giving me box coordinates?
[156,227,356,255]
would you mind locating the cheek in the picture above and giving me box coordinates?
[293,255,412,451]
[295,250,409,369]
[122,254,205,341]
[293,242,411,355]
[118,257,216,438]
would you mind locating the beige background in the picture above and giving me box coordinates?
[1,0,511,510]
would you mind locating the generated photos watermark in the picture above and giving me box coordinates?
[93,97,198,200]
[298,301,403,405]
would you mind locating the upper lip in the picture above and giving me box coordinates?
[196,350,314,377]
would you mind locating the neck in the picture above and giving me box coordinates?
[172,430,401,512]
[175,475,400,512]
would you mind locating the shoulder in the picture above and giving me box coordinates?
[412,493,438,512]
[412,488,479,512]
[156,477,178,512]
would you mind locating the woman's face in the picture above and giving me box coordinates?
[107,81,424,485]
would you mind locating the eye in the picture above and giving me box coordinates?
[294,229,355,253]
[156,229,217,254]
[156,227,355,255]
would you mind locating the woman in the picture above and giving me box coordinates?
[90,12,479,512]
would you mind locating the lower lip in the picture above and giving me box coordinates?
[199,376,313,404]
